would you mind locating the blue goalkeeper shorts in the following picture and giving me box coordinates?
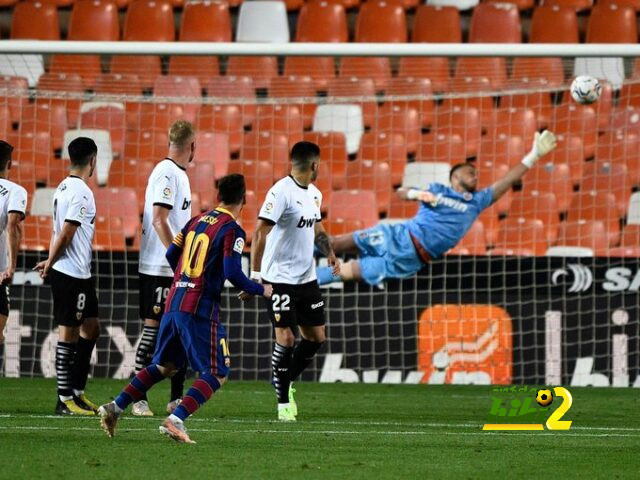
[352,223,425,286]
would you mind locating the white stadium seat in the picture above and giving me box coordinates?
[402,162,450,189]
[545,246,594,257]
[574,57,624,90]
[236,1,290,43]
[62,129,113,186]
[30,188,55,216]
[312,104,364,155]
[0,54,45,87]
[427,0,479,10]
[626,192,640,224]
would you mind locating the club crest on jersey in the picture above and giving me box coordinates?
[274,313,281,322]
[233,237,245,254]
[153,305,161,315]
[265,202,274,213]
[76,311,82,320]
[314,196,320,208]
[296,216,315,228]
[79,206,86,218]
[463,192,473,201]
[162,187,172,199]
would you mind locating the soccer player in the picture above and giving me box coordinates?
[248,141,340,422]
[316,130,558,286]
[98,174,272,444]
[0,141,27,347]
[134,120,194,416]
[34,137,100,415]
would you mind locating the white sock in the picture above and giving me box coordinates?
[59,395,73,402]
[169,414,183,424]
[278,403,291,410]
[73,389,84,397]
[112,402,123,414]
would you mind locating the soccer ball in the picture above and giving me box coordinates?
[536,389,553,407]
[570,75,601,104]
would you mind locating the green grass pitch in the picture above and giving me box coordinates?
[0,378,639,479]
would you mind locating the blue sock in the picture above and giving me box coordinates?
[174,373,222,421]
[115,364,165,410]
[317,266,341,286]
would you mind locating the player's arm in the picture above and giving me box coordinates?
[152,205,174,249]
[34,221,79,278]
[165,217,197,272]
[397,187,438,205]
[224,229,271,298]
[492,130,557,202]
[0,212,24,284]
[314,221,340,276]
[250,219,273,281]
[151,171,179,248]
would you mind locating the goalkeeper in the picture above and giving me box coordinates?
[317,130,557,286]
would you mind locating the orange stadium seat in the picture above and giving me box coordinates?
[596,131,640,185]
[109,57,159,92]
[373,104,420,155]
[296,2,348,42]
[269,76,318,129]
[239,190,258,243]
[20,100,68,152]
[524,162,572,213]
[346,160,392,215]
[153,75,202,123]
[93,187,140,239]
[477,133,525,167]
[478,205,501,246]
[123,128,167,163]
[79,103,126,158]
[443,76,495,130]
[312,174,332,214]
[609,106,640,138]
[547,133,584,187]
[617,82,640,109]
[388,196,418,219]
[433,107,481,158]
[94,73,144,96]
[412,5,461,42]
[510,191,560,244]
[328,190,379,229]
[542,1,593,12]
[93,216,126,251]
[448,220,487,256]
[0,76,29,125]
[586,4,637,43]
[21,216,53,251]
[127,101,185,132]
[49,55,101,90]
[510,58,565,87]
[37,73,84,126]
[226,57,278,91]
[599,0,640,11]
[108,158,154,212]
[567,190,621,246]
[557,220,608,255]
[188,162,217,211]
[355,1,407,43]
[197,105,244,154]
[581,161,631,216]
[398,58,451,93]
[358,131,407,187]
[386,77,434,129]
[488,108,537,143]
[549,104,597,158]
[617,224,640,249]
[560,81,612,131]
[339,57,392,92]
[254,105,304,146]
[11,2,59,40]
[475,159,510,215]
[486,0,534,9]
[0,105,11,141]
[68,0,119,41]
[194,131,230,180]
[241,131,290,180]
[529,5,579,43]
[303,131,348,190]
[326,77,378,128]
[319,0,360,9]
[500,85,553,129]
[206,76,257,128]
[284,57,336,92]
[418,132,465,165]
[324,219,366,236]
[228,160,273,202]
[469,3,521,43]
[492,218,547,256]
[13,131,52,182]
[455,58,508,91]
[11,156,38,187]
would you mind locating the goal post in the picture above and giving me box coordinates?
[0,41,638,388]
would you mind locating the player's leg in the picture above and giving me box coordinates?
[330,233,360,255]
[0,285,9,373]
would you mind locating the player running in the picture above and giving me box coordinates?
[34,137,101,415]
[316,130,558,286]
[0,141,27,347]
[246,141,340,422]
[134,120,194,417]
[98,174,272,444]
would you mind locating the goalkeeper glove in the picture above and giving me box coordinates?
[522,130,557,168]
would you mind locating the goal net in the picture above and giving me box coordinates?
[0,48,638,388]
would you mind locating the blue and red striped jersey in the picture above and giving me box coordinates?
[164,207,263,322]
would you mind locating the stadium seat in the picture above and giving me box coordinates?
[492,218,547,256]
[545,245,595,256]
[402,162,450,189]
[529,5,579,43]
[30,188,55,216]
[426,0,479,9]
[447,220,487,255]
[567,190,621,246]
[478,205,501,245]
[226,56,278,91]
[541,0,593,11]
[324,218,366,237]
[36,72,84,126]
[0,76,28,125]
[13,131,52,184]
[510,58,565,87]
[548,134,584,187]
[573,58,625,91]
[63,129,113,186]
[194,132,230,180]
[0,55,44,88]
[500,84,553,129]
[295,2,348,42]
[339,58,392,92]
[312,105,364,155]
[188,162,217,211]
[269,76,317,129]
[108,158,154,213]
[388,195,418,219]
[228,160,273,203]
[556,220,608,255]
[432,106,481,158]
[510,191,560,245]
[0,105,11,141]
[93,187,140,239]
[284,57,336,91]
[153,76,202,123]
[373,104,421,155]
[205,76,256,128]
[94,73,144,96]
[327,77,377,128]
[123,128,167,163]
[126,100,184,133]
[197,105,244,154]
[617,224,640,252]
[386,77,434,129]
[180,1,231,41]
[19,100,68,152]
[254,105,304,145]
[239,190,258,243]
[398,58,451,93]
[11,2,59,40]
[109,57,160,92]
[454,58,508,91]
[21,215,52,251]
[469,3,521,43]
[599,0,640,10]
[418,132,465,165]
[586,4,637,43]
[78,102,126,159]
[524,162,572,213]
[628,192,640,224]
[327,190,379,229]
[475,159,511,215]
[358,132,407,187]
[412,5,461,43]
[443,77,495,130]
[581,161,631,216]
[549,104,597,159]
[241,131,290,181]
[598,131,640,186]
[355,1,407,43]
[93,216,126,252]
[477,133,526,167]
[346,160,392,215]
[49,55,102,90]
[487,108,537,143]
[68,0,119,41]
[236,1,289,42]
[486,0,534,9]
[303,131,348,190]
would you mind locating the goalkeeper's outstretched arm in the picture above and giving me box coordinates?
[491,130,557,202]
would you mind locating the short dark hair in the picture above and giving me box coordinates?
[0,140,14,171]
[217,173,246,205]
[68,137,97,167]
[291,141,320,169]
[449,162,475,180]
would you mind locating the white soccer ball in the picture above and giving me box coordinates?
[570,75,601,105]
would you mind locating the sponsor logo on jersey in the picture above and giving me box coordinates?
[435,194,469,213]
[79,206,86,219]
[162,187,172,200]
[311,301,324,310]
[233,237,245,254]
[265,202,274,213]
[181,198,191,210]
[296,216,316,228]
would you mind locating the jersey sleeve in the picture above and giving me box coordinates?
[65,193,89,226]
[476,187,494,211]
[222,225,264,295]
[312,188,322,221]
[8,186,27,219]
[258,184,287,225]
[151,166,178,210]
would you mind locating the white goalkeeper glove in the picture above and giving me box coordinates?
[522,130,557,168]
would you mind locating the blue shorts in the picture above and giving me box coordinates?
[152,311,230,377]
[352,223,425,286]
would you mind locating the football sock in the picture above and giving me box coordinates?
[56,341,76,400]
[134,325,158,401]
[316,266,341,286]
[71,336,96,394]
[289,339,325,381]
[170,366,187,402]
[272,343,294,404]
[114,364,165,411]
[173,373,221,421]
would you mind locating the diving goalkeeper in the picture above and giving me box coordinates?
[316,130,557,286]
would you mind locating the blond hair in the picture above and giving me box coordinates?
[168,120,195,150]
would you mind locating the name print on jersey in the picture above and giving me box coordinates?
[434,194,469,213]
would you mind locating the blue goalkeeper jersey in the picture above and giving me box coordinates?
[404,183,494,258]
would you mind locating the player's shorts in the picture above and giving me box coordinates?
[152,310,230,377]
[139,273,172,321]
[352,222,425,286]
[0,285,9,317]
[263,280,325,329]
[49,269,99,326]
